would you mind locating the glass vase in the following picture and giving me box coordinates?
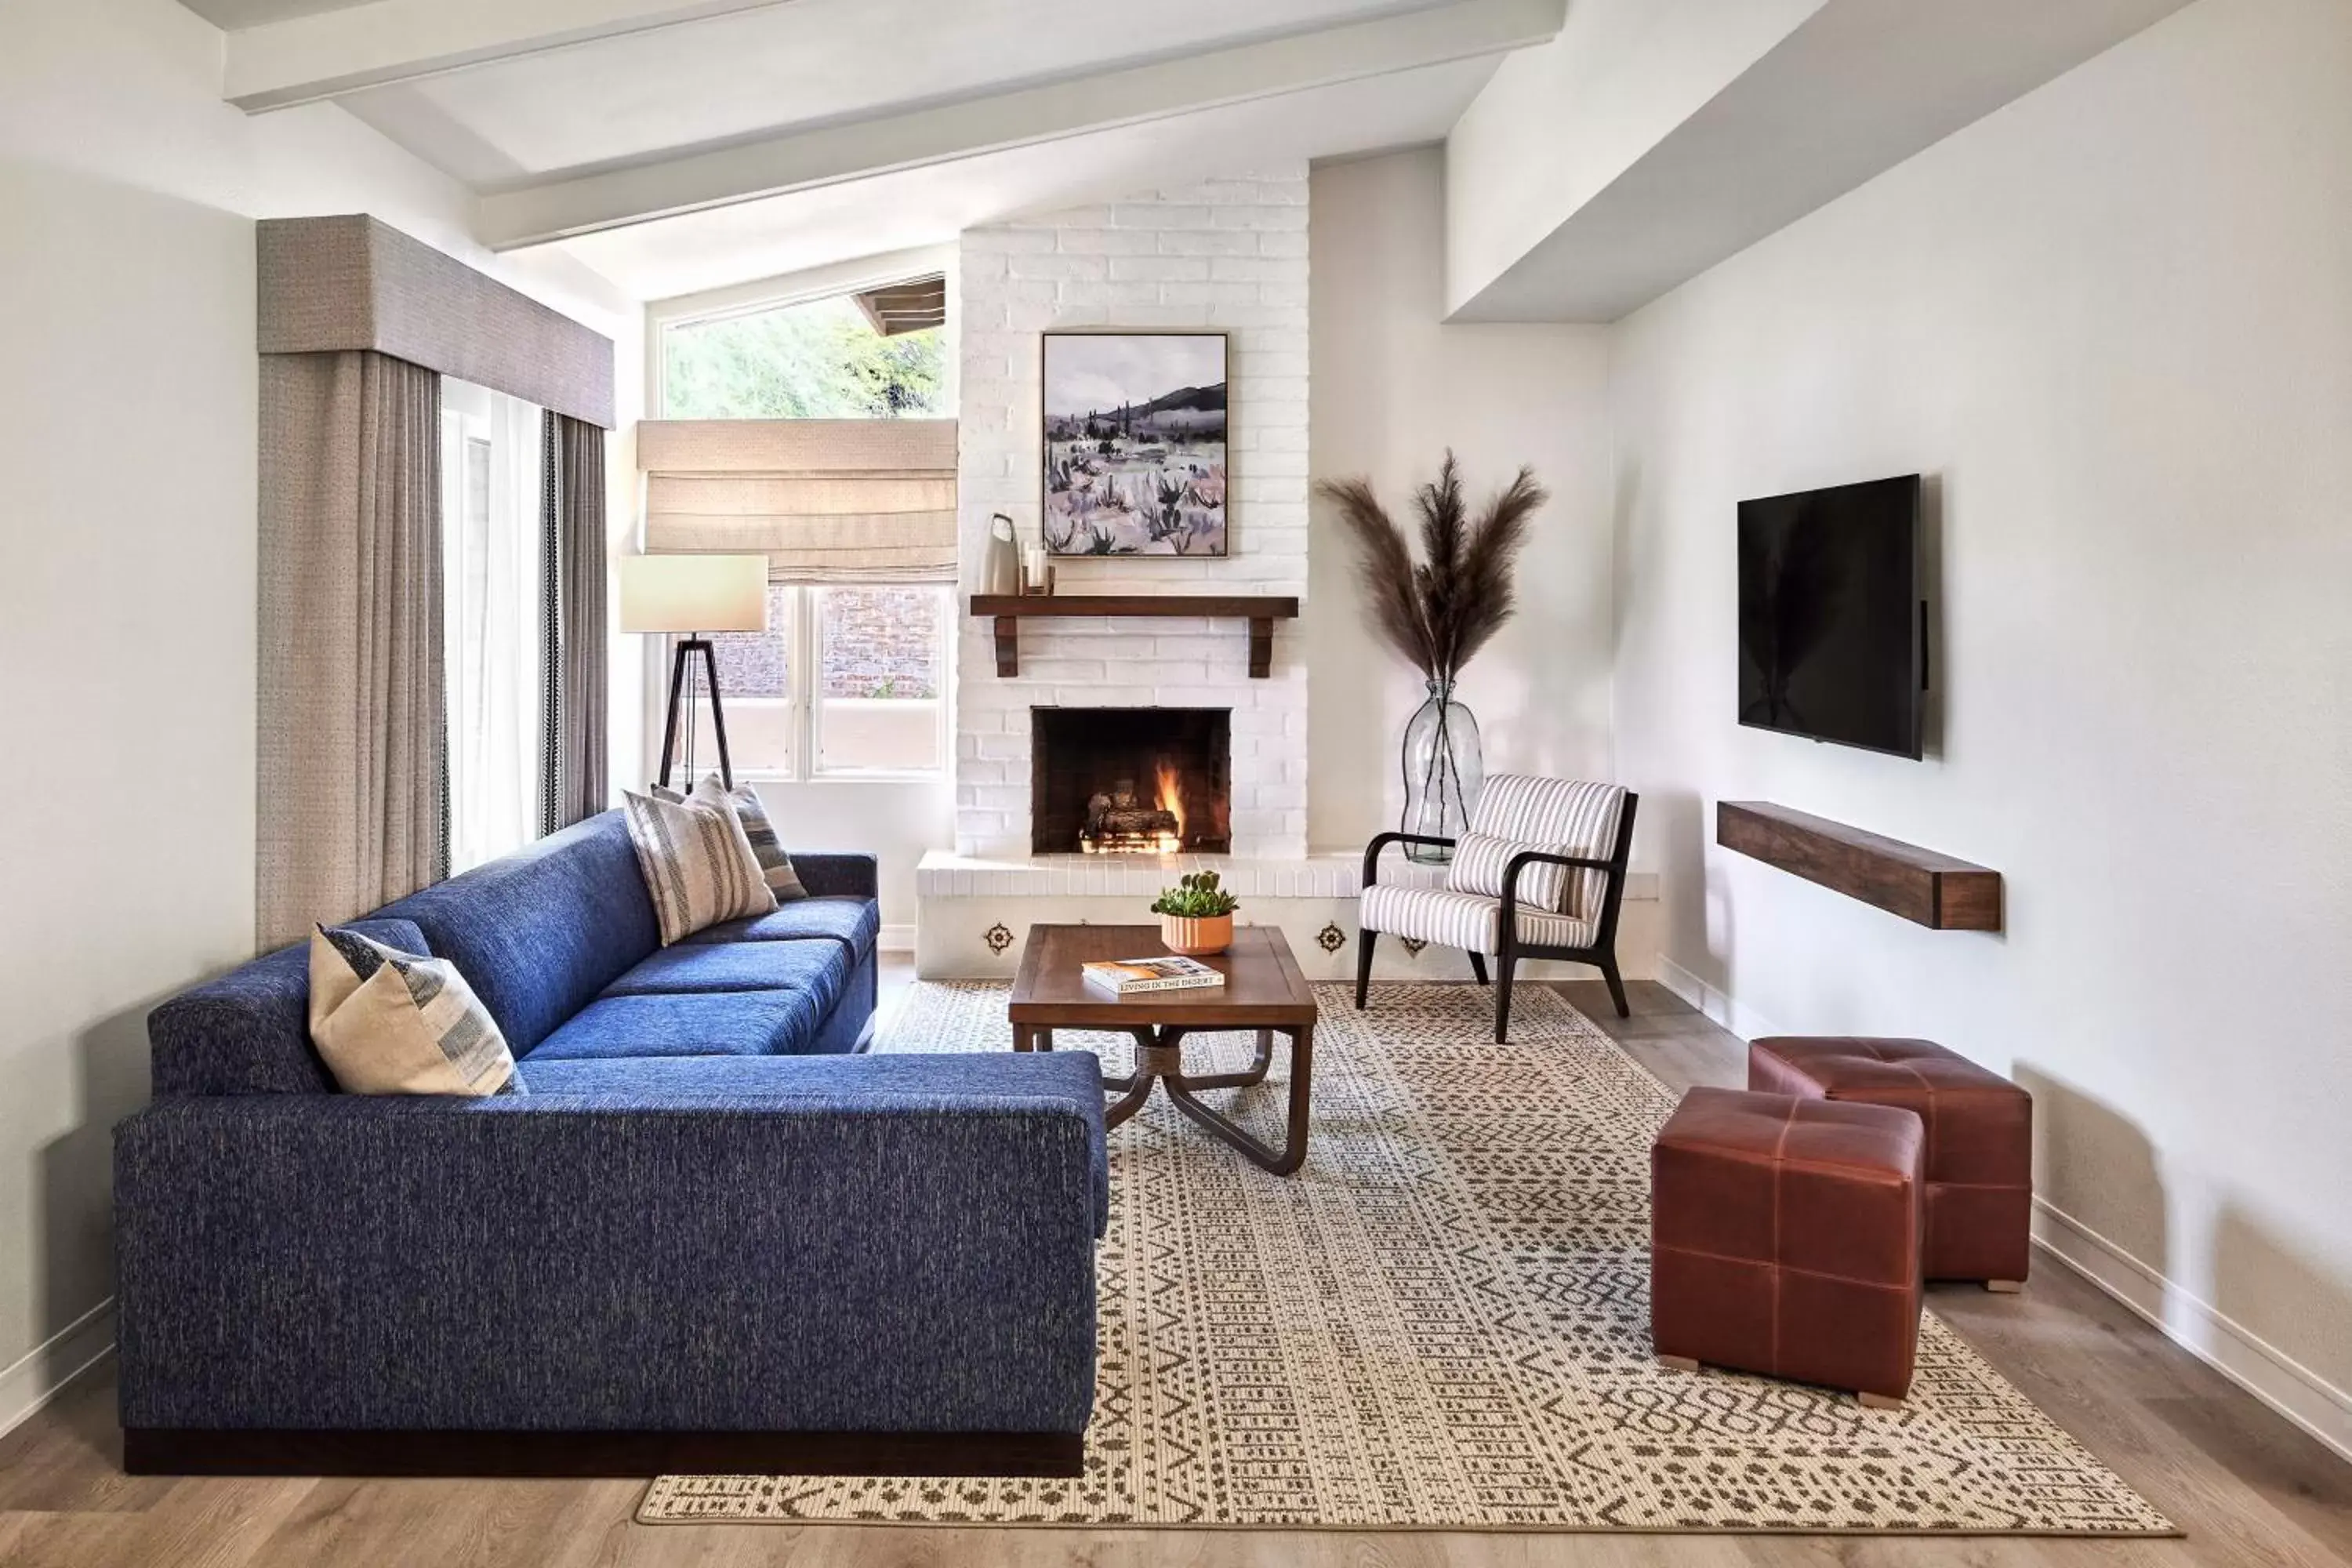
[1399,678,1483,863]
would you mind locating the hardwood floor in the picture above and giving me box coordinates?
[5,971,2347,1566]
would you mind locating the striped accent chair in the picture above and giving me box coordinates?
[1357,775,1639,1040]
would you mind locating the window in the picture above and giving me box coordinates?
[441,380,544,872]
[661,286,948,420]
[689,584,949,779]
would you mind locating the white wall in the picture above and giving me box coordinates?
[1608,0,2352,1454]
[1308,150,1615,852]
[0,0,627,1429]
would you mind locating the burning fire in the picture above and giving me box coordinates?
[1156,760,1185,842]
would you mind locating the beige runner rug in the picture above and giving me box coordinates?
[639,982,2171,1535]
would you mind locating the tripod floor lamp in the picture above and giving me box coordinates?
[619,554,770,791]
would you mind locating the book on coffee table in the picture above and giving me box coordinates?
[1080,955,1227,996]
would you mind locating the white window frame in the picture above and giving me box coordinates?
[681,583,952,784]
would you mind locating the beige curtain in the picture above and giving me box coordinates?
[638,419,956,581]
[257,351,444,947]
[541,412,608,831]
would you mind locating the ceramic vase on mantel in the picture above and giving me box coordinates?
[982,514,1021,597]
[1400,677,1483,864]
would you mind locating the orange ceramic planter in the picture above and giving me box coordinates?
[1160,913,1233,956]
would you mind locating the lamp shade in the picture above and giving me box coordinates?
[619,554,768,634]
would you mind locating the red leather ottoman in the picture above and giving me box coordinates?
[1651,1087,1925,1405]
[1749,1036,2032,1288]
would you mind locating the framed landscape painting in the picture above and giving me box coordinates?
[1041,331,1227,557]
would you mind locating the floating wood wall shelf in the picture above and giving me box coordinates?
[1717,801,2003,932]
[970,595,1301,679]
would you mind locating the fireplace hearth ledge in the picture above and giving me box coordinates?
[913,849,1662,982]
[916,848,1429,902]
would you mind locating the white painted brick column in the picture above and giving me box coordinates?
[955,169,1311,856]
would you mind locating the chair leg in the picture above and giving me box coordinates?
[1355,930,1377,1010]
[1467,951,1489,985]
[1599,953,1630,1019]
[1494,946,1518,1043]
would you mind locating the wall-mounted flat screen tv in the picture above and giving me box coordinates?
[1737,474,1924,759]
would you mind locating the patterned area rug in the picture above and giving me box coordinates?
[639,982,2172,1535]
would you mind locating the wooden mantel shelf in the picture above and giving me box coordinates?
[1717,801,2003,931]
[971,594,1301,679]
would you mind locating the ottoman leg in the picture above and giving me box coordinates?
[1857,1391,1905,1410]
[1985,1279,2024,1294]
[1657,1355,1701,1375]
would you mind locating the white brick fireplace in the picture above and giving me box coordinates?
[916,166,1376,978]
[951,169,1311,862]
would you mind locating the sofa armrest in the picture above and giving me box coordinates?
[792,852,877,900]
[115,1085,1099,1436]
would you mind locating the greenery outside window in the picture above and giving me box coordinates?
[661,286,948,419]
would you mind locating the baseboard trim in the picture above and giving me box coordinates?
[122,1425,1083,1479]
[0,1298,114,1439]
[2032,1199,2352,1465]
[878,923,916,953]
[1654,953,1787,1040]
[1653,949,2352,1468]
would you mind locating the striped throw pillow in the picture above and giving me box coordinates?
[1446,832,1573,913]
[307,926,521,1095]
[624,779,779,945]
[1459,775,1628,919]
[654,775,808,902]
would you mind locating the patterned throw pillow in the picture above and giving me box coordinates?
[623,778,779,945]
[307,926,521,1095]
[1446,832,1573,913]
[654,775,808,902]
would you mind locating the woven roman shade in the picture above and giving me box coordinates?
[638,419,957,582]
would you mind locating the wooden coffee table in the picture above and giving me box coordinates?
[1009,924,1317,1175]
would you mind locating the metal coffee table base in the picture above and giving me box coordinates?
[1013,1023,1314,1175]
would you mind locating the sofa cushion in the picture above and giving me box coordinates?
[514,1049,1112,1236]
[150,918,432,1096]
[656,775,808,902]
[307,927,521,1096]
[523,989,825,1062]
[375,811,659,1055]
[601,938,848,1018]
[681,896,879,961]
[622,783,777,945]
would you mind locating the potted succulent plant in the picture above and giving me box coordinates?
[1152,870,1239,956]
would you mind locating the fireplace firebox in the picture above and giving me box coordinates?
[1031,707,1231,855]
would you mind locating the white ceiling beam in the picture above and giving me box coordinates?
[476,0,1564,251]
[224,0,798,113]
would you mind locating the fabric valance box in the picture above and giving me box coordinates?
[258,216,615,430]
[638,418,957,583]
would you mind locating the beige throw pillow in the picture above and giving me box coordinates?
[623,778,779,945]
[307,926,520,1095]
[653,775,808,902]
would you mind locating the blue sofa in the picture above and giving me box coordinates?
[114,811,1105,1478]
